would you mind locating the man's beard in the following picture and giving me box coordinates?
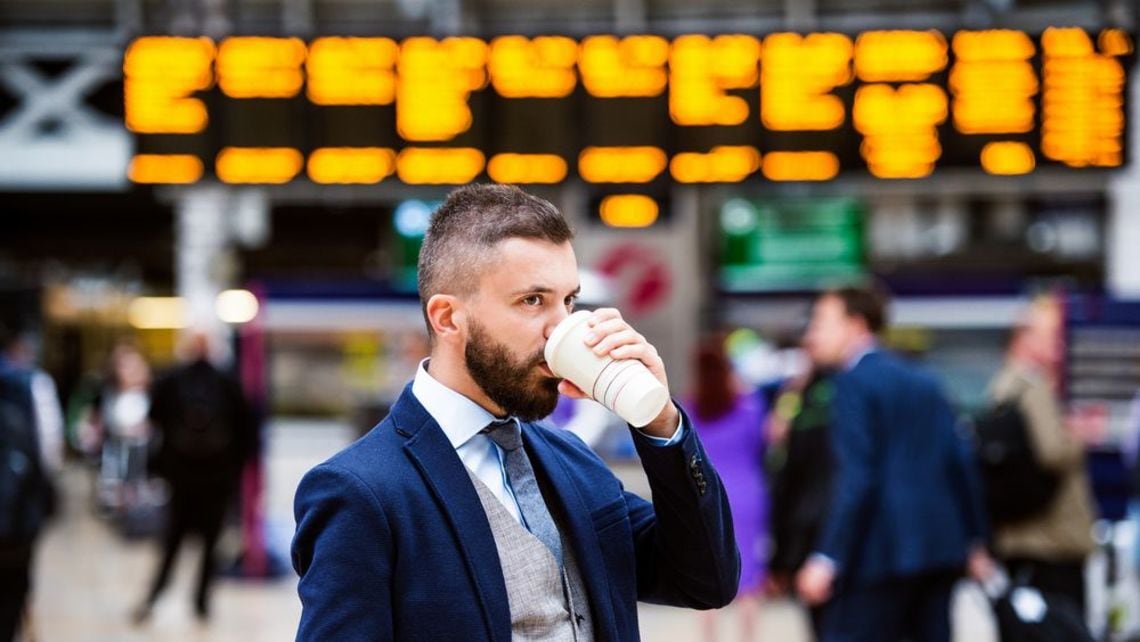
[465,319,561,422]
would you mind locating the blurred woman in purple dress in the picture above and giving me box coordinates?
[689,334,769,642]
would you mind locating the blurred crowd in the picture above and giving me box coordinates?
[670,287,1126,642]
[0,284,1137,642]
[0,327,258,641]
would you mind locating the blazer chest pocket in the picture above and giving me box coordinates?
[589,495,637,616]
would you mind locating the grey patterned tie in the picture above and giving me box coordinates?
[482,419,563,566]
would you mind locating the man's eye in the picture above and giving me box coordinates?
[523,295,543,306]
[565,296,578,309]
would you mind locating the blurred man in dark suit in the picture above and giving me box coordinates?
[134,332,258,624]
[796,286,991,642]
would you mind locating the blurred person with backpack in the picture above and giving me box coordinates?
[133,331,258,624]
[984,296,1095,618]
[0,325,60,642]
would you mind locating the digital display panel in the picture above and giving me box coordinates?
[123,28,1133,186]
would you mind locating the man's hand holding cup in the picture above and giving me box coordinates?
[547,308,678,439]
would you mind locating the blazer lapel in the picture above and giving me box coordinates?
[391,387,512,642]
[524,424,619,638]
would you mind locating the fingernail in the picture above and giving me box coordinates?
[585,332,596,343]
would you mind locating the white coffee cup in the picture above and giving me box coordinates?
[544,310,670,427]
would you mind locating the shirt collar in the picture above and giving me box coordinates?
[846,340,878,372]
[411,359,501,451]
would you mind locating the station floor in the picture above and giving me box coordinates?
[26,419,1014,641]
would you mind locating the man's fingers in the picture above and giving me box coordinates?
[578,308,670,391]
[583,318,629,346]
[586,308,622,326]
[591,329,643,356]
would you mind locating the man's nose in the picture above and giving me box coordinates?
[544,305,572,340]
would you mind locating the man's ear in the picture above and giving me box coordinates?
[425,294,466,342]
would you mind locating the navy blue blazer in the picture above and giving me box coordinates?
[292,385,740,641]
[816,351,987,587]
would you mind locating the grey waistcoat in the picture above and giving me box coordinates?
[467,470,594,642]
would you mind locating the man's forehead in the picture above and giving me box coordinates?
[482,237,578,291]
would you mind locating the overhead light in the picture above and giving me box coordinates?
[394,200,437,238]
[216,289,260,324]
[128,297,188,329]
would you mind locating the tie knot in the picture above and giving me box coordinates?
[482,418,522,452]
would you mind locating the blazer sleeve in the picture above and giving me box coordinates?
[626,404,740,610]
[292,464,394,642]
[814,374,877,575]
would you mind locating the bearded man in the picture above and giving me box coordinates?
[291,184,739,642]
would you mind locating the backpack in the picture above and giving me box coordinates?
[974,393,1061,526]
[992,585,1092,642]
[979,567,1093,642]
[0,371,53,544]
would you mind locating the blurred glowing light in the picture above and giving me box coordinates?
[851,30,948,179]
[980,141,1036,175]
[952,30,1035,60]
[579,35,669,97]
[216,147,303,184]
[854,84,947,178]
[578,147,667,183]
[761,32,852,131]
[761,151,840,181]
[854,30,947,82]
[128,154,203,184]
[396,147,485,184]
[307,37,398,105]
[1099,29,1134,57]
[489,36,578,98]
[307,147,396,184]
[598,195,659,228]
[1041,27,1126,168]
[128,297,188,330]
[670,146,761,183]
[216,289,259,324]
[725,327,761,360]
[123,36,215,134]
[720,199,758,234]
[217,37,306,98]
[487,154,568,184]
[397,37,487,141]
[394,200,436,237]
[950,30,1037,135]
[669,34,761,126]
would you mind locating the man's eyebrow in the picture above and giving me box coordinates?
[510,285,582,297]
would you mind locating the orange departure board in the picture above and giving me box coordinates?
[124,28,1133,185]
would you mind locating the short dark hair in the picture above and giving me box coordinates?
[417,184,574,335]
[823,285,889,334]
